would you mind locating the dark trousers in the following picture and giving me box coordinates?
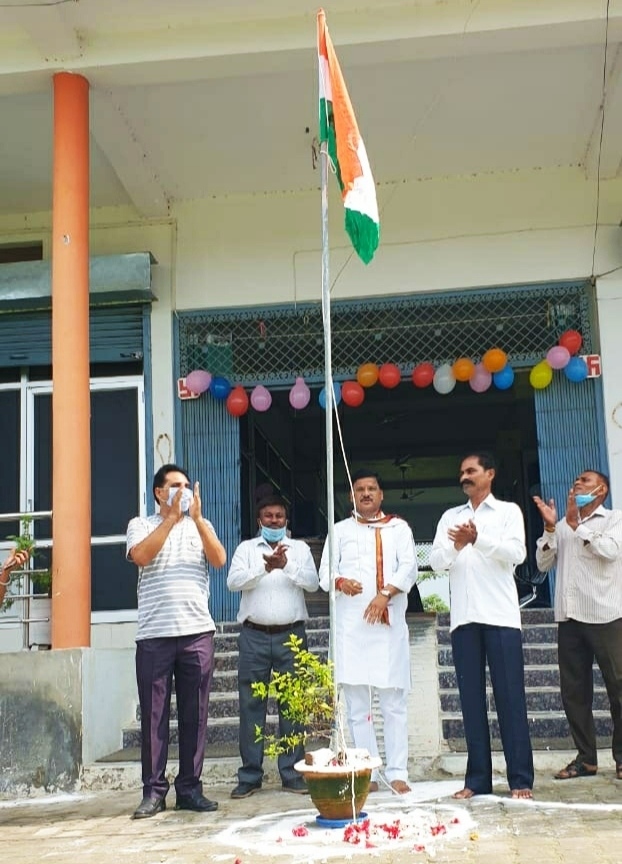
[237,622,307,786]
[558,617,622,766]
[451,623,534,793]
[135,632,215,799]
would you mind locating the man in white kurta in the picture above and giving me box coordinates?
[319,470,418,793]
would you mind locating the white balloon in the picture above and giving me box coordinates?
[433,364,456,395]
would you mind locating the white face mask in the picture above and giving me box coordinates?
[167,486,193,512]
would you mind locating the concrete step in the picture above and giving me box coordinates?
[436,623,559,645]
[441,711,613,751]
[439,664,605,690]
[439,686,612,714]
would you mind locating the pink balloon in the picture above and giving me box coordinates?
[469,363,492,393]
[250,385,272,412]
[546,345,571,370]
[288,377,311,410]
[185,369,212,394]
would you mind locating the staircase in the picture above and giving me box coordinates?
[116,617,331,760]
[436,608,613,751]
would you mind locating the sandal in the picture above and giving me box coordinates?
[616,764,622,780]
[554,759,597,780]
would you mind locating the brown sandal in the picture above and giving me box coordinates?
[554,760,597,780]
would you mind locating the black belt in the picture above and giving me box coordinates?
[243,620,303,635]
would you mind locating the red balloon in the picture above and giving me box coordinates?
[226,385,249,417]
[412,363,435,388]
[341,380,365,407]
[378,363,401,389]
[558,329,582,355]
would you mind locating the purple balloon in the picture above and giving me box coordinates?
[469,363,492,393]
[546,345,571,370]
[289,377,311,410]
[250,385,272,412]
[185,369,212,394]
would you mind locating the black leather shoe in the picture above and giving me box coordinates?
[132,796,166,819]
[230,781,262,799]
[281,777,308,794]
[175,791,218,812]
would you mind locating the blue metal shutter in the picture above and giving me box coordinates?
[181,395,241,622]
[0,305,147,366]
[534,373,609,599]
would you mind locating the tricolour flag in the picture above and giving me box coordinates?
[317,8,379,265]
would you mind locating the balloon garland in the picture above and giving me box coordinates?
[182,329,590,416]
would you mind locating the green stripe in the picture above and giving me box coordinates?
[345,209,380,265]
[319,96,343,191]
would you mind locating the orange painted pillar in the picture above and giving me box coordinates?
[51,72,91,648]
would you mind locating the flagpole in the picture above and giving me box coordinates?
[319,138,338,719]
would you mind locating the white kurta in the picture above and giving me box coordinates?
[319,516,418,690]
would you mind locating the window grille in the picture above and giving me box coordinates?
[177,281,592,387]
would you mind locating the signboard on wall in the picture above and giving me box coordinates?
[581,354,601,378]
[177,378,201,400]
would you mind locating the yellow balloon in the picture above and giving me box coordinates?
[529,361,553,389]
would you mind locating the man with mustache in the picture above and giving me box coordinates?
[534,470,622,781]
[319,469,418,794]
[430,452,533,800]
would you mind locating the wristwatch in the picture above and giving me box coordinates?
[379,588,392,599]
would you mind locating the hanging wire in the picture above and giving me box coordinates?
[591,0,612,279]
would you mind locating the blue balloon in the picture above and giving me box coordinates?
[493,364,515,390]
[210,375,232,400]
[563,356,588,383]
[318,382,342,409]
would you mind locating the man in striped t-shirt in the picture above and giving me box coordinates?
[535,469,622,782]
[126,463,226,819]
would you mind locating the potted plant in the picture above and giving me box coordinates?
[2,518,52,645]
[251,634,381,821]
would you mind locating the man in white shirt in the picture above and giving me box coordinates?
[319,470,418,794]
[227,494,319,799]
[534,469,622,781]
[430,452,533,800]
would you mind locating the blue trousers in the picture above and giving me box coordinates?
[451,623,533,793]
[135,631,214,799]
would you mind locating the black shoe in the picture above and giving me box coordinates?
[281,777,308,795]
[230,781,262,799]
[132,796,167,819]
[175,790,219,812]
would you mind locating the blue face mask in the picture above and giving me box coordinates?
[575,485,603,508]
[261,525,286,543]
[167,486,193,512]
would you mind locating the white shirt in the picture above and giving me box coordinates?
[319,515,418,689]
[429,494,526,633]
[535,505,622,624]
[227,535,319,625]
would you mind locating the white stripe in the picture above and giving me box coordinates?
[318,54,332,102]
[343,140,379,223]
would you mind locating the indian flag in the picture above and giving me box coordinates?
[317,8,379,265]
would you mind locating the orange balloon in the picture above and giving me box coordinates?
[356,362,379,388]
[452,357,475,382]
[482,347,507,374]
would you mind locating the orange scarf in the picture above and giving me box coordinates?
[354,512,401,626]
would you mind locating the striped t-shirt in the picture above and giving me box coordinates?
[126,514,216,641]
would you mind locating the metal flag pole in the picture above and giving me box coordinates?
[319,138,338,712]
